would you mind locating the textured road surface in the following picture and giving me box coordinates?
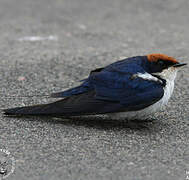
[0,0,188,179]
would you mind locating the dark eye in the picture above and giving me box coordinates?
[157,59,165,66]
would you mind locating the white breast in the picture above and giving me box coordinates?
[108,68,178,120]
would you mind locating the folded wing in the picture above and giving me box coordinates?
[4,57,164,116]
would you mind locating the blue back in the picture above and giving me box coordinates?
[51,56,164,111]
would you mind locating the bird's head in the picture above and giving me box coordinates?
[146,54,187,81]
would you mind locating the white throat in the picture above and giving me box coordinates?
[155,66,178,82]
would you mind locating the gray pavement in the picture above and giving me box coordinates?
[0,0,188,179]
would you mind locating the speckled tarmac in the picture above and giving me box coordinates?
[0,0,188,179]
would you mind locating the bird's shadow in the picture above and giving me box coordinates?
[5,115,159,131]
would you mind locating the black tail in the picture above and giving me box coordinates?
[3,91,123,116]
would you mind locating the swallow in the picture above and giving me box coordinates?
[3,54,187,120]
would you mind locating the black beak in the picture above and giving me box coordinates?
[173,63,187,68]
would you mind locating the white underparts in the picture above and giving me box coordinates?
[108,67,178,120]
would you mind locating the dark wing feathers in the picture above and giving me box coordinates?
[4,56,164,116]
[4,91,124,116]
[90,68,164,110]
[50,82,92,98]
[50,67,104,98]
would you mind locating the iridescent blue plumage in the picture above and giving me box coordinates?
[50,56,164,111]
[51,56,149,98]
[5,55,173,116]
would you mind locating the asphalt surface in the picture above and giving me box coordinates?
[0,0,188,179]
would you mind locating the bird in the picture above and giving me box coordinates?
[3,53,186,120]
